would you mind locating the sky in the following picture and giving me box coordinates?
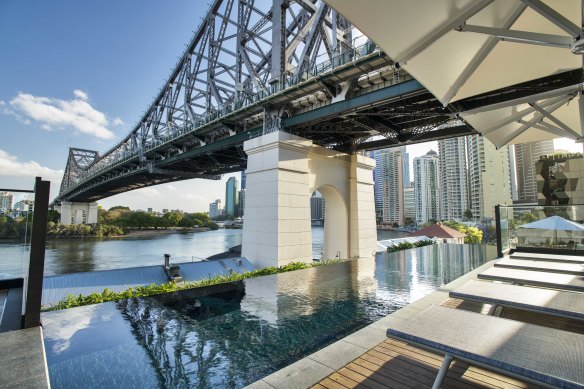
[0,0,237,212]
[1,1,582,213]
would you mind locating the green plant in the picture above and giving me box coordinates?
[387,240,435,253]
[44,260,342,312]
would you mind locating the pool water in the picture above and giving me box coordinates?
[42,244,494,388]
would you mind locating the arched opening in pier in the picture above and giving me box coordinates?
[312,185,348,261]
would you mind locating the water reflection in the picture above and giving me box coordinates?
[42,244,494,389]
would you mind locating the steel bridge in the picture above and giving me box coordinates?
[56,0,578,203]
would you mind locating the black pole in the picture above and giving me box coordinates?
[24,177,50,328]
[495,205,503,259]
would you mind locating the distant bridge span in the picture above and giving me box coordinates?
[56,0,578,204]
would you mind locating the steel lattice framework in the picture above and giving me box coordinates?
[60,0,514,203]
[57,0,580,204]
[57,0,371,201]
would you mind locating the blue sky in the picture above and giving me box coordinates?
[0,0,238,211]
[1,1,581,212]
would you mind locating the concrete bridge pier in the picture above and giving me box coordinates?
[242,131,377,269]
[59,201,98,225]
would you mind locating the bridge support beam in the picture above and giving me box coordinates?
[242,131,376,269]
[59,201,98,225]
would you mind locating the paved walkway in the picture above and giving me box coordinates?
[0,326,50,389]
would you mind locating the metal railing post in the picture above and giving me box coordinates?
[24,177,50,328]
[495,205,503,258]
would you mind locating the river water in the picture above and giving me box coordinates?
[0,227,408,278]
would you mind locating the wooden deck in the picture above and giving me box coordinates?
[312,338,543,389]
[313,297,584,389]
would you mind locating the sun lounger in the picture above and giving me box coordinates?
[494,258,584,276]
[510,252,584,264]
[387,305,584,389]
[450,280,584,321]
[478,267,584,292]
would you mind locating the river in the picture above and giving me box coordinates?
[0,227,408,278]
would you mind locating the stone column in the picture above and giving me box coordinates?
[242,131,313,268]
[348,154,377,260]
[88,202,98,224]
[60,201,72,225]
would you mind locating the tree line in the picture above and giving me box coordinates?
[0,206,218,239]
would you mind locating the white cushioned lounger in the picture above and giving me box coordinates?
[494,258,584,276]
[450,280,584,321]
[387,305,584,389]
[510,252,584,264]
[478,267,584,292]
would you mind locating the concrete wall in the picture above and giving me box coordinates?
[59,201,98,225]
[242,131,376,268]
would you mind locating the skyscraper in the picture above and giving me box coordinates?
[373,147,405,225]
[310,191,325,222]
[402,151,410,187]
[438,137,468,221]
[209,199,222,219]
[466,135,512,222]
[514,140,554,202]
[403,185,415,223]
[239,189,246,217]
[240,170,247,191]
[225,177,239,218]
[413,150,440,224]
[0,192,13,214]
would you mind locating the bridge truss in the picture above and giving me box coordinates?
[57,0,477,203]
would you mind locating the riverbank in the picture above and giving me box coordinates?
[124,227,209,237]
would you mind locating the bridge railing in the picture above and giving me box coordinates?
[61,42,382,196]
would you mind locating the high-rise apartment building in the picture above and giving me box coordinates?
[413,150,440,224]
[438,137,468,221]
[310,191,325,222]
[403,151,410,187]
[536,152,584,217]
[240,170,247,190]
[403,185,415,223]
[209,199,222,219]
[515,140,554,202]
[0,192,13,214]
[373,147,405,225]
[466,135,512,222]
[239,189,246,217]
[225,177,239,218]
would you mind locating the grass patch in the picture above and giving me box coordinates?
[44,260,341,312]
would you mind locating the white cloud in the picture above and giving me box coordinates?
[140,187,162,197]
[112,117,124,126]
[7,90,116,140]
[0,149,63,182]
[73,89,89,101]
[180,193,208,202]
[0,100,5,106]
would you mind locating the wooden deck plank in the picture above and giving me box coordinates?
[375,341,522,389]
[315,338,545,389]
[318,377,349,389]
[328,372,363,388]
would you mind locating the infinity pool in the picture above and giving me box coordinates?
[42,244,494,388]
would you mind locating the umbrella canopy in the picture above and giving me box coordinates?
[325,0,584,146]
[520,215,584,231]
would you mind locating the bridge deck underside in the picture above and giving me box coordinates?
[60,66,581,203]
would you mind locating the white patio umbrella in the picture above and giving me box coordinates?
[519,215,584,244]
[325,0,584,146]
